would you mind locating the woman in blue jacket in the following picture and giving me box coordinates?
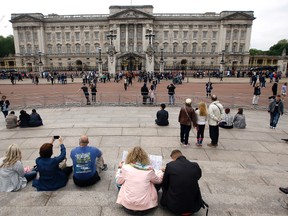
[33,137,72,191]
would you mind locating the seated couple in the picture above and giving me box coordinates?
[219,108,246,129]
[0,135,107,192]
[115,147,207,215]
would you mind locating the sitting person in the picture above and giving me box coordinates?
[116,146,163,214]
[233,108,246,129]
[19,110,30,128]
[29,109,43,127]
[219,108,234,129]
[32,136,72,191]
[6,111,18,129]
[70,135,107,187]
[155,103,169,126]
[160,149,207,215]
[0,144,37,192]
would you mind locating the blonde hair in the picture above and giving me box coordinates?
[125,146,150,165]
[198,102,208,116]
[0,144,22,168]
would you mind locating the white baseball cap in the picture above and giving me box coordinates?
[185,98,192,104]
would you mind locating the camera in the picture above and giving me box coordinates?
[54,135,60,139]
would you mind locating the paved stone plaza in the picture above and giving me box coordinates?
[0,104,288,216]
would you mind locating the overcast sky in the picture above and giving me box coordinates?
[0,0,287,50]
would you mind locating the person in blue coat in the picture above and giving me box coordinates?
[32,137,72,191]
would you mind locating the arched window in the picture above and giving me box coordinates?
[76,44,81,54]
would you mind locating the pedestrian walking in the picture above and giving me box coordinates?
[90,83,97,102]
[208,95,224,147]
[252,83,261,105]
[141,83,149,105]
[124,77,128,91]
[149,85,156,104]
[268,94,284,129]
[78,83,91,105]
[281,82,287,101]
[205,81,213,97]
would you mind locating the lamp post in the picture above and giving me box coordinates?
[220,50,225,80]
[38,50,43,77]
[160,48,164,73]
[107,29,117,46]
[145,29,155,72]
[145,29,155,46]
[98,47,102,74]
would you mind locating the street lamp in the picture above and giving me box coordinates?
[107,30,117,46]
[145,29,155,45]
[160,48,164,74]
[98,47,102,74]
[220,50,225,79]
[38,50,43,77]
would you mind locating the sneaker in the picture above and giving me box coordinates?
[183,144,190,147]
[101,164,108,171]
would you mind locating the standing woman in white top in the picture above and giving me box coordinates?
[195,102,208,146]
[0,144,37,192]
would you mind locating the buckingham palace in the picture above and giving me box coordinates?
[10,5,255,74]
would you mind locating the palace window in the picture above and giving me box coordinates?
[19,32,24,42]
[76,44,81,54]
[211,43,216,53]
[192,43,197,53]
[212,31,217,40]
[226,30,231,40]
[65,32,70,41]
[66,44,71,54]
[25,32,31,42]
[164,31,169,40]
[57,44,62,54]
[183,31,188,40]
[47,45,52,54]
[94,31,99,40]
[202,31,207,40]
[85,44,90,54]
[27,44,32,54]
[85,32,89,41]
[75,32,80,41]
[56,32,61,42]
[233,30,238,40]
[33,32,38,41]
[193,31,198,39]
[46,33,52,42]
[173,31,178,40]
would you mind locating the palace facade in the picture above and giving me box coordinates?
[10,5,255,73]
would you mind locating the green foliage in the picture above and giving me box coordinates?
[0,35,15,57]
[267,39,288,56]
[249,48,266,55]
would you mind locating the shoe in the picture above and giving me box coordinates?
[279,187,288,194]
[183,144,190,147]
[101,164,108,171]
[207,143,217,147]
[195,143,202,147]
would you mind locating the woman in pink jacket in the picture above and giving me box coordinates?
[116,146,163,214]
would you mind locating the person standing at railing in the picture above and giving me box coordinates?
[167,83,176,105]
[78,83,91,105]
[90,83,97,103]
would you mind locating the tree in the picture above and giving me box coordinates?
[249,48,266,55]
[267,39,288,56]
[0,35,15,57]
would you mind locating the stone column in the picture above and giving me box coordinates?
[134,24,137,52]
[126,24,128,52]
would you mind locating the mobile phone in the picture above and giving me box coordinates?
[54,136,60,139]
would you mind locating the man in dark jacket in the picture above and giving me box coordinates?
[140,83,149,104]
[161,150,204,215]
[268,94,284,129]
[29,109,43,127]
[155,103,169,126]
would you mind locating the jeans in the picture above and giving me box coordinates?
[169,95,175,105]
[24,171,37,182]
[180,124,191,144]
[270,112,280,127]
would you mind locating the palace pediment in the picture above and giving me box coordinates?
[222,12,255,20]
[10,14,43,23]
[109,9,154,20]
